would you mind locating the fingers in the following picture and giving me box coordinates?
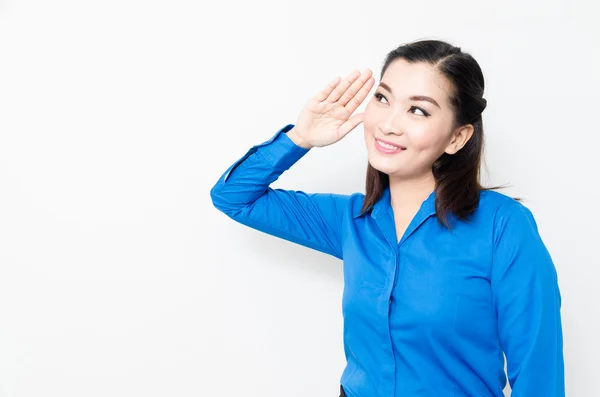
[337,69,373,107]
[344,76,375,114]
[314,76,341,102]
[325,69,362,104]
[338,112,365,138]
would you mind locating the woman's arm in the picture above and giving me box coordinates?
[491,201,565,396]
[210,123,349,260]
[211,69,374,260]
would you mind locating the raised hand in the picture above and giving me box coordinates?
[287,69,375,149]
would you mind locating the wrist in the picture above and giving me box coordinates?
[286,128,313,150]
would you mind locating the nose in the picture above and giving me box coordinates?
[379,108,403,135]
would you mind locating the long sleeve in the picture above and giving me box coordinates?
[490,201,565,396]
[210,123,349,260]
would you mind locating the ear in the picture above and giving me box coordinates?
[445,124,474,155]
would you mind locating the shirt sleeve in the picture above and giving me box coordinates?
[490,201,565,396]
[209,123,349,260]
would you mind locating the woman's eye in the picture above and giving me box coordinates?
[374,93,388,104]
[409,106,429,117]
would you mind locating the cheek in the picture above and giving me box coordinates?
[363,107,377,144]
[407,125,448,152]
[363,106,377,134]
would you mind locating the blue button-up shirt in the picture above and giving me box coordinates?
[210,123,565,397]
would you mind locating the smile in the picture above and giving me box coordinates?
[375,138,406,154]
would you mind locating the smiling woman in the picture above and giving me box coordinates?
[210,39,564,397]
[360,50,489,231]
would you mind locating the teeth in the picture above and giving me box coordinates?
[377,139,402,150]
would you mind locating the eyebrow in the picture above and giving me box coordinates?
[378,81,441,109]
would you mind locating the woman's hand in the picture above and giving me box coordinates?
[287,69,375,149]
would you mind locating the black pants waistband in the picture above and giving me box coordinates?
[339,385,347,397]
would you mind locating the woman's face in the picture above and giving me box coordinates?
[363,58,472,179]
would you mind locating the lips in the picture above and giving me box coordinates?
[375,138,406,152]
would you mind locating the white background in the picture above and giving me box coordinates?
[0,0,597,396]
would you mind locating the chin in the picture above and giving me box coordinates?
[367,155,399,176]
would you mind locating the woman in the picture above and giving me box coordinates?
[210,39,564,397]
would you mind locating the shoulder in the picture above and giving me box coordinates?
[478,189,521,210]
[307,191,362,221]
[478,190,534,221]
[478,190,541,247]
[348,192,367,218]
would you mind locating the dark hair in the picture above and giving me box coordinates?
[360,39,504,228]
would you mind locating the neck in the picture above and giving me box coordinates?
[388,172,436,210]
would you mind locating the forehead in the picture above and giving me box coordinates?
[381,59,453,103]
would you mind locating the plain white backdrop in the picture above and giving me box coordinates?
[0,0,597,396]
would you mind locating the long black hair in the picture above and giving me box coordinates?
[360,39,502,228]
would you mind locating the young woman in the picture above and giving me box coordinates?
[210,39,565,397]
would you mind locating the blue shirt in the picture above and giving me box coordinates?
[210,123,565,397]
